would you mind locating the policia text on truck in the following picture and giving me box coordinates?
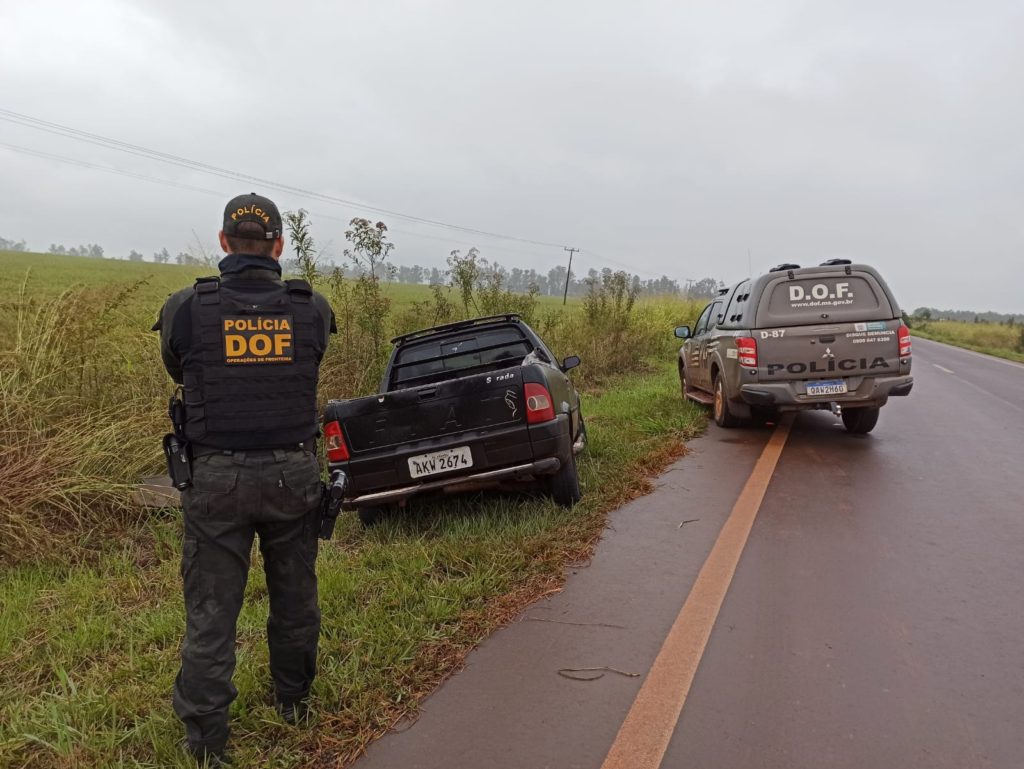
[153,193,337,766]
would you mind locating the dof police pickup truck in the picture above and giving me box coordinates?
[674,260,913,433]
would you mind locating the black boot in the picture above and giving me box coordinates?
[276,698,311,725]
[186,741,232,766]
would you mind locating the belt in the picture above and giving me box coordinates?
[191,442,313,459]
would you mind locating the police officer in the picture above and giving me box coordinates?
[154,193,335,764]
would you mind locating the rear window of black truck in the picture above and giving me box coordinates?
[390,326,532,389]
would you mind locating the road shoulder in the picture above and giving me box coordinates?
[354,424,772,769]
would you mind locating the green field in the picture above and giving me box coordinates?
[912,319,1024,364]
[0,250,573,307]
[0,250,706,767]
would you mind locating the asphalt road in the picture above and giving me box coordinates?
[353,338,1024,769]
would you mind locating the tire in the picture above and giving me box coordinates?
[679,364,688,402]
[357,507,382,527]
[841,406,880,434]
[548,451,582,507]
[712,373,742,428]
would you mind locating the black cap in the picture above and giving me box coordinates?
[223,192,282,240]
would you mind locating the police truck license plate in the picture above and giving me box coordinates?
[408,447,473,478]
[806,379,848,396]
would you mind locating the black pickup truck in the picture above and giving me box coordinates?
[322,314,586,525]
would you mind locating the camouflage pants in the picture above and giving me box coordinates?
[173,447,323,754]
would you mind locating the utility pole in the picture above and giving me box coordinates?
[562,247,579,305]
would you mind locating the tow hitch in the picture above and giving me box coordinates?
[830,402,843,418]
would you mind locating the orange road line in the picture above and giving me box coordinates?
[600,416,794,769]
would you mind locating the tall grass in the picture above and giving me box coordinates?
[912,319,1024,363]
[0,257,701,565]
[1,276,167,562]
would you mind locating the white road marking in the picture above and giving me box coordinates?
[933,364,955,374]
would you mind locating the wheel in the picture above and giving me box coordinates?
[548,451,582,507]
[841,406,880,434]
[679,364,687,402]
[357,507,382,527]
[713,373,742,428]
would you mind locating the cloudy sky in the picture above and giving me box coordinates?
[1,0,1022,312]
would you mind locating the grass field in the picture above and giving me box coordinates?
[0,250,706,767]
[912,319,1024,364]
[0,251,570,315]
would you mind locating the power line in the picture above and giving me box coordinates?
[0,142,552,264]
[1,109,687,286]
[0,143,613,272]
[583,248,676,280]
[0,108,569,250]
[0,141,226,197]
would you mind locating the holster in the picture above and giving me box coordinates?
[319,469,348,540]
[163,433,193,490]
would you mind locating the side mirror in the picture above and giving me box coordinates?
[674,326,691,339]
[561,355,581,372]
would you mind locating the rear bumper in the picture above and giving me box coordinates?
[330,414,573,507]
[740,375,914,409]
[345,457,561,507]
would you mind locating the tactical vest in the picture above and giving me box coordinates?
[181,276,322,449]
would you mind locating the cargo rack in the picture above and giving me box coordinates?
[391,314,523,345]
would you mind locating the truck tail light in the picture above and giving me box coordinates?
[323,419,350,462]
[736,337,758,368]
[898,325,912,357]
[525,383,556,424]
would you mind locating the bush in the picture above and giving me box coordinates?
[542,272,701,386]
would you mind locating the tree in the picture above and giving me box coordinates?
[153,248,170,264]
[343,218,395,280]
[395,264,426,284]
[447,248,482,315]
[0,236,28,251]
[128,250,144,262]
[547,265,568,298]
[284,209,320,285]
[689,277,721,299]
